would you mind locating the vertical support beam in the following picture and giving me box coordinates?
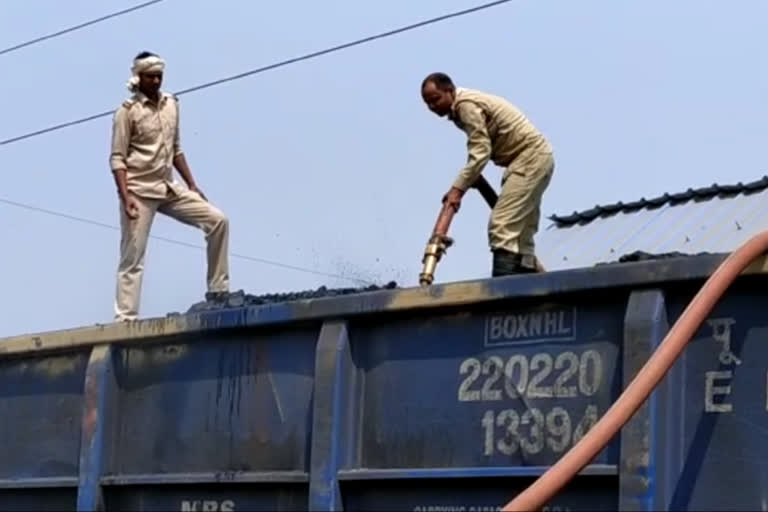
[76,344,116,511]
[309,321,358,511]
[654,303,685,511]
[619,289,668,511]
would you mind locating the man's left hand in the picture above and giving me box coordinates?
[190,185,208,202]
[442,187,464,212]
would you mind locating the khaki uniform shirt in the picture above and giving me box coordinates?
[449,87,552,191]
[109,90,185,199]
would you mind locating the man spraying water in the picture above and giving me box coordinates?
[420,72,554,277]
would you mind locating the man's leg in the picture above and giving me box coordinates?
[517,168,553,263]
[114,196,157,321]
[158,189,230,296]
[488,150,554,276]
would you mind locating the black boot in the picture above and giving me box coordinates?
[492,249,537,277]
[204,289,246,308]
[205,291,229,303]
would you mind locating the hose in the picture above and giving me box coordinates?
[419,177,495,286]
[419,175,549,286]
[502,230,768,511]
[433,201,458,237]
[434,175,497,233]
[473,175,499,208]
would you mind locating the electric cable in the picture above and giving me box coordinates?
[0,0,166,56]
[0,196,375,285]
[0,0,513,146]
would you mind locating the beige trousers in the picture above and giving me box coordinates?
[114,187,230,321]
[488,149,554,268]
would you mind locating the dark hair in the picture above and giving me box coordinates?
[422,72,455,91]
[134,51,157,60]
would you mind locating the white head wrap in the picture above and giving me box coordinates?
[126,54,166,92]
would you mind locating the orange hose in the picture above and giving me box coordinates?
[503,230,768,512]
[433,202,457,237]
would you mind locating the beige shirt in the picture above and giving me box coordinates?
[109,91,185,199]
[449,87,552,191]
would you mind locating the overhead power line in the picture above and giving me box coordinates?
[0,0,166,56]
[0,0,513,146]
[0,196,374,285]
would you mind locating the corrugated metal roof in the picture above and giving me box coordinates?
[537,175,768,271]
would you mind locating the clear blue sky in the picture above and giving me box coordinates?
[0,0,765,337]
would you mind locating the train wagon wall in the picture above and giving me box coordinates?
[1,253,767,512]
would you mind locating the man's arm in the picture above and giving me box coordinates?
[173,153,194,188]
[113,170,130,203]
[442,101,492,212]
[173,153,206,201]
[452,101,492,192]
[110,107,139,218]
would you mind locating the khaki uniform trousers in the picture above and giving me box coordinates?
[114,187,230,321]
[488,148,554,269]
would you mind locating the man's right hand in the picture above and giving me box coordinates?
[123,195,139,220]
[442,187,464,213]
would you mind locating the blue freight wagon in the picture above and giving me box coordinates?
[1,252,767,511]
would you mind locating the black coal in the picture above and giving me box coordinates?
[596,250,716,266]
[185,281,398,313]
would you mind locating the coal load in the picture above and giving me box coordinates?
[185,281,398,313]
[595,250,715,267]
[616,250,714,263]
